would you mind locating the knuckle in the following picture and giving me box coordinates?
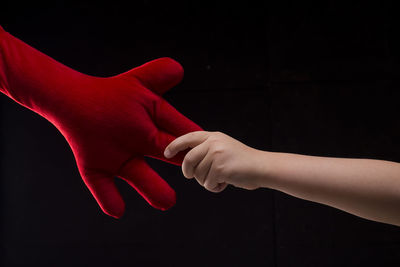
[214,131,226,139]
[207,132,222,142]
[210,144,224,155]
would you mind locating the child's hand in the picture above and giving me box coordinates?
[164,131,263,192]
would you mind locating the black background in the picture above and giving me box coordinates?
[1,1,400,266]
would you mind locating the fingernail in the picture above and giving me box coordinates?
[164,149,172,158]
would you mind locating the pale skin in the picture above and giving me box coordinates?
[164,131,400,227]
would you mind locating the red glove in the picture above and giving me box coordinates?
[0,26,201,218]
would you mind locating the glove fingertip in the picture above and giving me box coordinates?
[102,201,126,219]
[156,57,184,92]
[149,187,176,211]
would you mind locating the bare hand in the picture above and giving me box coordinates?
[164,131,263,192]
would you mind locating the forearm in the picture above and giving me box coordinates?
[256,151,400,226]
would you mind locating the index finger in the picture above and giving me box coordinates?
[164,131,210,159]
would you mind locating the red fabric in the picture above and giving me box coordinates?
[0,26,201,218]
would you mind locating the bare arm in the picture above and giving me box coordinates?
[258,152,400,226]
[165,131,400,226]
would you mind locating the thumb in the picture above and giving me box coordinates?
[117,57,184,95]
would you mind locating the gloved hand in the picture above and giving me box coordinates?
[0,26,201,218]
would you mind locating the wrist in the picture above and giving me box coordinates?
[250,150,280,190]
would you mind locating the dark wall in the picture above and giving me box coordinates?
[1,1,400,266]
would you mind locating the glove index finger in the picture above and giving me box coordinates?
[164,131,210,159]
[154,98,202,137]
